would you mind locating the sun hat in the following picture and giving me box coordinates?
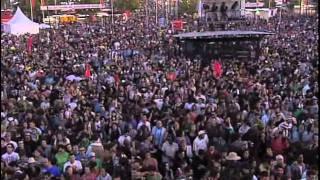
[198,130,206,136]
[89,152,96,158]
[28,157,36,164]
[225,152,241,161]
[276,154,284,161]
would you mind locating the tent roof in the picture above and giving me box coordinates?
[6,7,38,25]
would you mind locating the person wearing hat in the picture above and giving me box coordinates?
[220,152,242,179]
[193,130,209,156]
[88,152,103,170]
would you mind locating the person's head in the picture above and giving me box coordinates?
[73,145,79,153]
[274,164,284,177]
[25,133,31,141]
[69,154,76,163]
[89,152,96,160]
[297,154,304,164]
[84,166,91,174]
[275,155,284,165]
[41,139,48,147]
[58,145,65,152]
[198,130,206,139]
[43,158,52,167]
[156,120,162,128]
[100,168,107,177]
[29,121,36,128]
[79,146,86,154]
[1,138,5,147]
[306,169,317,179]
[65,166,73,175]
[259,171,269,180]
[6,143,14,153]
[34,149,42,158]
[145,152,151,159]
[66,144,72,152]
[168,136,174,144]
[209,146,215,154]
[266,147,273,157]
[243,150,250,159]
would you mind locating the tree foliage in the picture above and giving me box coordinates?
[114,0,139,11]
[179,0,198,15]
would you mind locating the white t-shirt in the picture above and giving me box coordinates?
[2,152,20,164]
[193,135,209,155]
[137,121,151,131]
[63,160,83,172]
[162,142,179,162]
[118,135,132,147]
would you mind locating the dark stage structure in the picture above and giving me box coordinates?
[174,31,274,66]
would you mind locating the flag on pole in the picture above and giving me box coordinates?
[212,60,223,79]
[31,0,36,9]
[85,64,91,78]
[27,36,33,54]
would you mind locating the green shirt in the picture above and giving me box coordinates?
[95,158,102,169]
[55,152,69,170]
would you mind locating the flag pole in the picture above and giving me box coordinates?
[156,0,158,24]
[30,0,34,21]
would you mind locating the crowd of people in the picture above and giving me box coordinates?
[1,8,319,180]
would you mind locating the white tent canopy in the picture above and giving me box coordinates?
[3,7,40,35]
[39,23,52,29]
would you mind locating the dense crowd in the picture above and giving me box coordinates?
[1,9,319,180]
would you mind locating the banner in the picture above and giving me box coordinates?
[172,20,183,31]
[27,36,33,55]
[212,60,223,79]
[40,4,106,11]
[159,17,166,27]
[85,64,91,78]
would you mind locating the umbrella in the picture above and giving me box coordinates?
[65,75,83,81]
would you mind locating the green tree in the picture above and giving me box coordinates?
[114,0,139,11]
[179,0,198,15]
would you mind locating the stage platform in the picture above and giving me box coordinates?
[173,31,274,40]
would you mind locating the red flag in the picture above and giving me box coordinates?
[27,36,33,54]
[31,0,36,9]
[172,20,183,31]
[212,60,223,79]
[114,74,120,87]
[166,72,177,81]
[85,64,91,78]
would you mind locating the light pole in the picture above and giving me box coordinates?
[165,1,168,23]
[29,0,34,21]
[156,0,158,24]
[175,0,178,18]
[111,0,114,25]
[146,0,149,25]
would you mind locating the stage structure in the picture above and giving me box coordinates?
[173,31,274,67]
